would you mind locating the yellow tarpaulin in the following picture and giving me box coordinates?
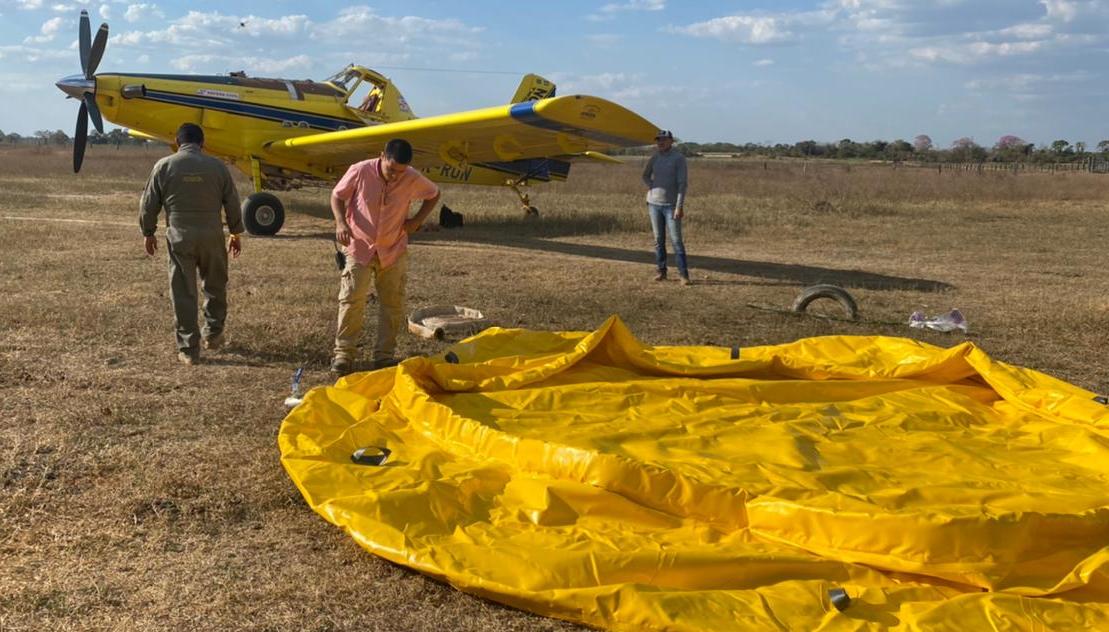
[279,316,1109,630]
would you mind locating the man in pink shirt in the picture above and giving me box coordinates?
[330,138,441,374]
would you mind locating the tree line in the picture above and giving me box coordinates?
[4,127,1108,164]
[615,135,1109,163]
[0,128,146,146]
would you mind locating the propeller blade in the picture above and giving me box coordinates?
[79,10,90,78]
[74,100,89,173]
[83,93,104,134]
[86,23,108,79]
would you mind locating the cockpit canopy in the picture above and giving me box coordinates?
[324,64,414,122]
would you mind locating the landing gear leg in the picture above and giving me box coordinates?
[510,181,539,216]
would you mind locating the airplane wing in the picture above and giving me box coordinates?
[264,94,656,169]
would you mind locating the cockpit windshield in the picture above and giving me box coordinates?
[324,66,362,95]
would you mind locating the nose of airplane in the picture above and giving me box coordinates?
[56,74,96,99]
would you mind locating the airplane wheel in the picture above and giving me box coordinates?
[242,192,285,236]
[524,206,540,216]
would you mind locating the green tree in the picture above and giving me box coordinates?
[886,139,913,160]
[1050,139,1072,155]
[950,137,986,162]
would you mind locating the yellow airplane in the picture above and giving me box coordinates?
[55,11,659,235]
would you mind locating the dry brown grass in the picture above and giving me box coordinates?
[1,144,1107,631]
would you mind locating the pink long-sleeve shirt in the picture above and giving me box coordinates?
[332,157,439,268]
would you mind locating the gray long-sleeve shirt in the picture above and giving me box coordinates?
[642,149,688,207]
[140,144,244,238]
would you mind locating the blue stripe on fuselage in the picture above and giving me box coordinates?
[142,89,364,131]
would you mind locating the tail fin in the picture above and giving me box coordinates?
[511,74,556,103]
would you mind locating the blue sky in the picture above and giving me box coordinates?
[2,0,1108,147]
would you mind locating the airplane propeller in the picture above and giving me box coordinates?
[56,10,108,172]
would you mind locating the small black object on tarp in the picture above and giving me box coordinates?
[1096,395,1109,405]
[444,351,460,364]
[730,346,740,360]
[828,587,851,612]
[351,446,391,466]
[439,204,464,229]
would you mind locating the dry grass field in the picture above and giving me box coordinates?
[1,144,1107,631]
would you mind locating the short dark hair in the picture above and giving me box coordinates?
[383,138,413,164]
[176,123,204,146]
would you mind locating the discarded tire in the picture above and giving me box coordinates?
[791,285,858,320]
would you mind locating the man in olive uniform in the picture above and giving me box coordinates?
[140,123,244,365]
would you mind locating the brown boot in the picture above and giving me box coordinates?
[202,332,224,351]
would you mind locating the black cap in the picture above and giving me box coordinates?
[655,130,674,140]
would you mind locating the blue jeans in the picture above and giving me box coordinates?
[648,203,688,277]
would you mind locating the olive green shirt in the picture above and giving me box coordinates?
[140,144,244,238]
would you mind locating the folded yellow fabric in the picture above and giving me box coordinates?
[280,316,1109,631]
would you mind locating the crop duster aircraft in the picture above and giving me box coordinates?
[55,11,659,235]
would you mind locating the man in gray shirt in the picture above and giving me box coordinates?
[641,129,690,284]
[140,123,244,364]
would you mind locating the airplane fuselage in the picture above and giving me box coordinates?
[90,69,567,191]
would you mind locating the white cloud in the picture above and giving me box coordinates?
[1041,0,1079,21]
[999,23,1054,39]
[124,3,163,23]
[23,16,65,44]
[170,53,312,74]
[0,43,72,62]
[554,71,684,102]
[753,58,774,66]
[17,0,45,9]
[673,1,1109,68]
[588,0,665,21]
[675,15,790,44]
[99,3,109,19]
[52,3,78,11]
[111,8,480,53]
[909,40,1045,64]
[965,70,1091,92]
[316,6,483,45]
[672,10,834,45]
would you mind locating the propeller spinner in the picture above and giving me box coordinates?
[55,10,108,172]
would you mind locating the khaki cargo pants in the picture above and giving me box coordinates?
[334,252,407,364]
[166,229,228,352]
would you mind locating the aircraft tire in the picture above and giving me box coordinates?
[242,192,285,236]
[791,284,858,320]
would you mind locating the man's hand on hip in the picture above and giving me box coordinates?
[675,206,685,220]
[143,235,157,256]
[404,217,423,235]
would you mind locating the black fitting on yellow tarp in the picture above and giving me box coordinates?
[351,446,391,466]
[828,587,851,612]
